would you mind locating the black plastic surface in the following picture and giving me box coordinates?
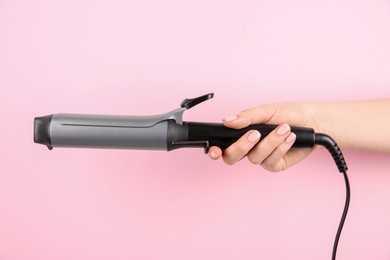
[167,120,189,151]
[185,122,315,151]
[34,115,53,150]
[314,133,348,172]
[180,93,214,109]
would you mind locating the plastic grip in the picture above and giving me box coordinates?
[314,133,348,173]
[185,122,315,150]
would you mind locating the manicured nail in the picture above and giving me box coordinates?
[224,115,238,122]
[277,123,290,136]
[210,150,219,159]
[285,132,296,143]
[248,130,261,143]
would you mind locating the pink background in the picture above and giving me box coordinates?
[1,0,390,259]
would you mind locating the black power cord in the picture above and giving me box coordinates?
[315,133,350,260]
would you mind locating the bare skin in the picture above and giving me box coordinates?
[208,99,390,172]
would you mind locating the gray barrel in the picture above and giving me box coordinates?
[34,113,172,150]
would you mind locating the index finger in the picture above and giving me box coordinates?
[223,104,280,129]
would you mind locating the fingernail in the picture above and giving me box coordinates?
[224,115,238,122]
[285,132,296,143]
[210,150,219,159]
[277,123,290,136]
[248,130,261,143]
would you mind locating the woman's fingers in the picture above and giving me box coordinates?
[246,123,291,165]
[208,102,318,171]
[221,130,261,165]
[208,146,222,160]
[259,132,296,172]
[222,104,281,129]
[209,123,301,171]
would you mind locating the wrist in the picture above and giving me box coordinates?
[305,102,336,139]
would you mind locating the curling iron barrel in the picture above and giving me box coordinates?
[34,93,316,152]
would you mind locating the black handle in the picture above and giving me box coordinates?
[185,122,315,150]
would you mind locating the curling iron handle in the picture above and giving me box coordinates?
[185,122,316,150]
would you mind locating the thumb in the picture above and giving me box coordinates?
[223,105,279,129]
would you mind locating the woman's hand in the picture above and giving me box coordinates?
[208,102,329,172]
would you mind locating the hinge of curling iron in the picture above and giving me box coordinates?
[169,140,210,153]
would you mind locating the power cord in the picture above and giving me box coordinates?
[315,133,350,260]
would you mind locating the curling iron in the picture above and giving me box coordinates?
[33,93,349,260]
[34,93,346,169]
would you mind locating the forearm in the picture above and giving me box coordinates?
[311,99,390,153]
